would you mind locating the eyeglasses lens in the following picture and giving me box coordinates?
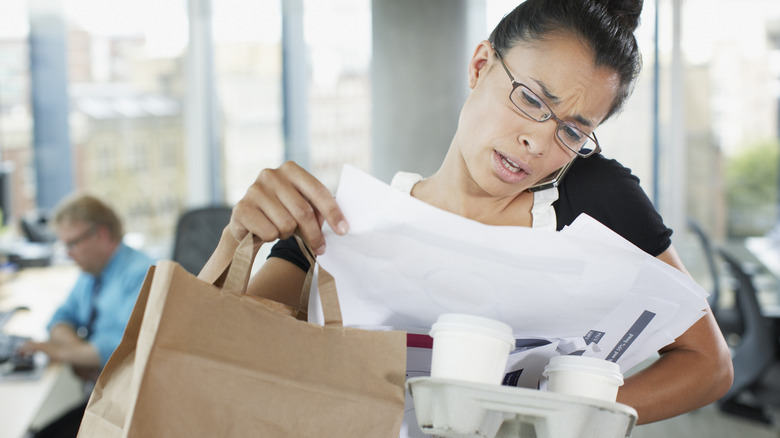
[509,84,595,157]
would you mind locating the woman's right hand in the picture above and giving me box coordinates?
[229,161,349,255]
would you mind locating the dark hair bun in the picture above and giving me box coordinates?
[600,0,644,32]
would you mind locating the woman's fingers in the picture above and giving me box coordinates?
[276,163,349,251]
[229,161,348,254]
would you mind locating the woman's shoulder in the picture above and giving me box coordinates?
[555,154,672,256]
[560,154,650,205]
[566,154,638,185]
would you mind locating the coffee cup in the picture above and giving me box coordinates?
[542,355,624,402]
[428,313,515,385]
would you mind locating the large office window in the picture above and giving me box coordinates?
[2,0,779,270]
[0,0,34,226]
[0,0,372,257]
[61,0,189,253]
[212,0,284,203]
[686,0,780,239]
[215,0,372,199]
[305,0,372,190]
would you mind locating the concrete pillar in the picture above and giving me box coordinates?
[665,0,687,236]
[282,0,309,169]
[186,0,223,206]
[371,0,485,182]
[28,0,74,210]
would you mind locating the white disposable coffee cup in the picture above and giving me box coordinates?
[542,355,624,402]
[428,313,515,385]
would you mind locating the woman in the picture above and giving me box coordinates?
[202,0,732,425]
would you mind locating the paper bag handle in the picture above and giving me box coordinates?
[222,233,343,327]
[294,235,343,327]
[222,233,259,296]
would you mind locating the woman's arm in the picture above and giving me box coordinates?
[616,244,734,424]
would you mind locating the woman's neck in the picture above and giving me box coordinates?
[412,160,534,227]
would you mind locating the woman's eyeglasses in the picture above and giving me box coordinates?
[492,46,601,158]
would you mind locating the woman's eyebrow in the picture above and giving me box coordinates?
[532,78,561,105]
[532,78,595,128]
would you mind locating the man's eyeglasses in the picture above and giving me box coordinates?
[64,225,97,250]
[492,46,601,158]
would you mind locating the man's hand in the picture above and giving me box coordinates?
[19,323,101,369]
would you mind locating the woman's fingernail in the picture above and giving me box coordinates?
[315,244,326,255]
[337,220,349,235]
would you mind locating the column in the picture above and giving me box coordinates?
[371,0,485,182]
[28,0,74,210]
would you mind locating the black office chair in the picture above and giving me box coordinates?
[687,219,742,335]
[717,248,780,423]
[20,210,56,243]
[171,206,233,275]
[687,220,721,309]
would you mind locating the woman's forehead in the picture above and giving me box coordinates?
[501,36,620,126]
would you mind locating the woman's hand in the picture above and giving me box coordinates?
[230,161,349,255]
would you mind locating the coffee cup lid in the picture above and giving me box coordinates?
[543,355,624,384]
[429,313,515,348]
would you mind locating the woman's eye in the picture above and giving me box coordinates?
[561,125,584,142]
[519,89,542,109]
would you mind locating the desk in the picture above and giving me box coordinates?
[744,236,780,317]
[745,237,780,279]
[0,264,82,438]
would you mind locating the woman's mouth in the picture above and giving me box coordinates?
[501,155,522,173]
[493,150,530,183]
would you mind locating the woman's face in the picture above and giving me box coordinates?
[453,33,620,197]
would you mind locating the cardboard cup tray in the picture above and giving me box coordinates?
[406,377,637,438]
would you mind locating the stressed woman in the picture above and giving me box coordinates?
[202,0,732,426]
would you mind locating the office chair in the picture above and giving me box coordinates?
[20,211,56,243]
[687,219,720,310]
[171,206,233,275]
[717,248,780,424]
[687,219,743,336]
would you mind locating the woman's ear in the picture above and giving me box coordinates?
[468,40,493,89]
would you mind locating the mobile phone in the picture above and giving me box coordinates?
[528,157,576,192]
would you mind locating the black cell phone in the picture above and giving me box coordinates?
[528,157,576,192]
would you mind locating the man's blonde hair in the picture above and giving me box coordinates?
[53,194,124,242]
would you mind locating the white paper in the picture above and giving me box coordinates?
[314,165,709,437]
[322,167,662,337]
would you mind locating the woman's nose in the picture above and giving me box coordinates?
[520,137,549,156]
[518,122,556,155]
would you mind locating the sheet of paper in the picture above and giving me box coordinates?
[318,165,706,340]
[314,165,709,437]
[318,165,674,339]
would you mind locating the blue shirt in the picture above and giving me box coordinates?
[48,243,155,367]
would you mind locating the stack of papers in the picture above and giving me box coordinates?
[316,165,708,377]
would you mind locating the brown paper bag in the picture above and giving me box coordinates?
[78,234,407,437]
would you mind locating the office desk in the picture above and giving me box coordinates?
[744,236,780,317]
[0,264,82,438]
[745,237,780,279]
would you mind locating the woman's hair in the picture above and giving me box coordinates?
[489,0,644,120]
[54,193,124,242]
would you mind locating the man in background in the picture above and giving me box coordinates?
[21,194,154,438]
